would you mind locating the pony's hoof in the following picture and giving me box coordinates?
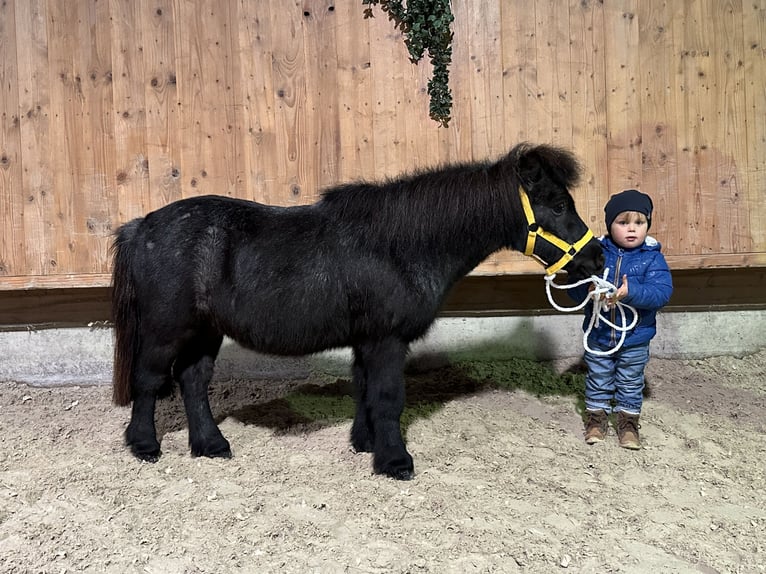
[191,440,232,459]
[129,444,162,463]
[205,448,232,459]
[125,426,162,462]
[387,467,415,481]
[374,451,414,480]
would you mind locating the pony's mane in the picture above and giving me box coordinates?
[320,143,580,212]
[318,154,525,249]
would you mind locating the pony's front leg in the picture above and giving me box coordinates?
[352,339,413,480]
[175,337,230,458]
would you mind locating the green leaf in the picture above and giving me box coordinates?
[362,0,453,126]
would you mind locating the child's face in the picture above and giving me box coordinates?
[609,211,648,249]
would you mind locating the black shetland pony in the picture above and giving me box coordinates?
[112,143,603,480]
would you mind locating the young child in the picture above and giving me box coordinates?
[568,189,673,449]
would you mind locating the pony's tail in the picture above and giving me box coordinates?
[111,219,142,406]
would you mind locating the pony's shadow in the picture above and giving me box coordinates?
[217,363,488,436]
[153,363,492,441]
[154,356,594,442]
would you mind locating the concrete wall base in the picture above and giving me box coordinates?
[2,310,764,386]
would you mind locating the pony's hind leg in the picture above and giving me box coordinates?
[350,353,374,453]
[125,346,175,462]
[351,338,413,480]
[173,331,229,458]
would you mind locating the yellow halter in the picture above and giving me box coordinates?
[519,187,595,275]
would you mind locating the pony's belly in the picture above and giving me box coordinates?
[235,331,348,357]
[221,312,351,357]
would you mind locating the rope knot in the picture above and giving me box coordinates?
[544,269,638,356]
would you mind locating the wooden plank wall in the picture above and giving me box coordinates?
[0,0,765,290]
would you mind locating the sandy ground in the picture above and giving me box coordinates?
[1,349,765,574]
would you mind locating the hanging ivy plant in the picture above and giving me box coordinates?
[362,0,454,127]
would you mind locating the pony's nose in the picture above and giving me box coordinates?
[587,239,605,267]
[595,250,605,273]
[563,239,603,280]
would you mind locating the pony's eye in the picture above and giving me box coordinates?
[552,202,566,216]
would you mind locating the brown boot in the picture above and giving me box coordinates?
[617,411,641,450]
[584,409,609,444]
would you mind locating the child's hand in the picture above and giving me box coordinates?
[607,275,629,308]
[589,282,607,301]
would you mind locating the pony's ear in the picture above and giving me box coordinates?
[516,150,544,187]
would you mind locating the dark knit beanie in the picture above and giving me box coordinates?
[604,189,653,231]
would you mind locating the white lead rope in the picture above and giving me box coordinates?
[544,269,638,356]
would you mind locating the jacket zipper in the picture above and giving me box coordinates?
[611,251,623,346]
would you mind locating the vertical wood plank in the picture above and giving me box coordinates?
[222,1,246,199]
[672,0,718,255]
[399,43,432,172]
[301,0,339,196]
[533,0,574,147]
[334,2,375,181]
[46,0,82,274]
[603,1,642,194]
[236,0,279,202]
[367,10,411,177]
[76,0,117,274]
[174,0,243,200]
[143,0,182,210]
[465,0,505,159]
[14,0,52,277]
[444,0,474,161]
[743,0,766,251]
[637,0,680,250]
[110,0,150,223]
[0,0,25,277]
[670,1,697,255]
[570,0,609,233]
[499,1,538,147]
[712,0,749,253]
[270,0,310,202]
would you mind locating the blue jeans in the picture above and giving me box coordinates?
[583,342,650,415]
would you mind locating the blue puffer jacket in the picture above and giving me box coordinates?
[568,235,673,349]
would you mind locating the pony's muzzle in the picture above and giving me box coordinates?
[564,238,604,281]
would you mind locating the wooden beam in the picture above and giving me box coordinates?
[1,268,764,328]
[442,267,766,315]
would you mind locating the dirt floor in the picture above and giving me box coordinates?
[1,348,765,574]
